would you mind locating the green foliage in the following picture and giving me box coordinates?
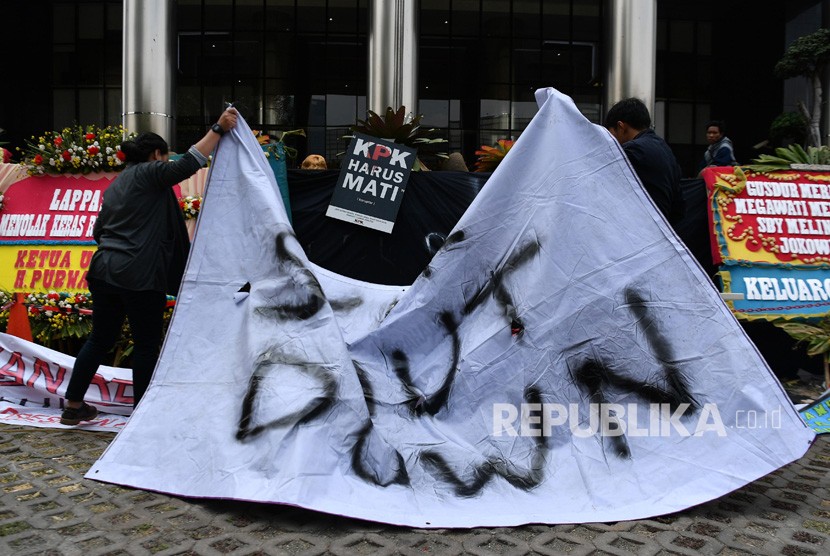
[769,111,808,145]
[776,317,830,362]
[274,129,305,164]
[0,289,175,367]
[774,28,830,79]
[743,143,830,172]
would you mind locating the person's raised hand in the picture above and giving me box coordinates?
[219,107,239,132]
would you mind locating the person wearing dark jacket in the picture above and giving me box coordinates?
[60,107,238,425]
[698,120,737,175]
[604,98,685,228]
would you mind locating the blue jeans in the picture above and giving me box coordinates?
[65,278,167,407]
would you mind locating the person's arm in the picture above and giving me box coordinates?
[192,107,239,159]
[150,107,240,188]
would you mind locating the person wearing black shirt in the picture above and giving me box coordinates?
[60,107,238,425]
[604,98,685,227]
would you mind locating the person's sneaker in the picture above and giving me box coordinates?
[60,403,98,426]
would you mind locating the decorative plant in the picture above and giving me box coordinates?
[24,291,94,344]
[0,127,11,163]
[178,195,202,220]
[769,111,809,147]
[774,28,830,147]
[348,106,447,171]
[473,139,515,172]
[1,288,175,365]
[262,128,305,166]
[742,143,830,172]
[20,124,134,175]
[775,317,830,388]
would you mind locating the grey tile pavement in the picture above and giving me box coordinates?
[0,425,828,556]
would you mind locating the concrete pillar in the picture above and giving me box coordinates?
[604,0,657,118]
[367,0,419,117]
[123,0,176,145]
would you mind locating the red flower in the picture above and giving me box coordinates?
[115,150,126,161]
[33,154,43,165]
[61,150,71,161]
[54,136,63,146]
[29,307,39,315]
[192,199,201,210]
[47,293,60,300]
[85,132,96,141]
[88,145,100,156]
[178,200,185,209]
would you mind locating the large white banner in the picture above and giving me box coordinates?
[88,88,814,527]
[0,333,131,431]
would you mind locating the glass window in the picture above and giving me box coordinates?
[419,99,450,128]
[451,0,480,37]
[53,4,76,43]
[421,0,450,36]
[177,85,204,124]
[542,0,570,41]
[79,3,104,40]
[178,0,202,32]
[53,90,76,130]
[667,102,694,145]
[513,39,541,84]
[78,44,103,86]
[106,88,121,126]
[236,0,265,31]
[480,99,510,129]
[697,21,712,55]
[203,85,236,119]
[266,1,295,32]
[656,19,668,51]
[670,21,695,54]
[232,81,263,120]
[309,95,326,126]
[328,0,360,35]
[511,101,538,130]
[201,35,235,81]
[297,0,327,33]
[263,80,295,126]
[79,89,105,126]
[204,0,233,31]
[306,126,327,159]
[695,103,712,146]
[104,41,122,86]
[481,0,511,37]
[106,2,122,32]
[234,33,264,79]
[326,94,358,126]
[572,0,601,41]
[513,0,540,39]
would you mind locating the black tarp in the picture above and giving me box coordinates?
[289,169,488,285]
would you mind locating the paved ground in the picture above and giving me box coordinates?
[1,381,829,556]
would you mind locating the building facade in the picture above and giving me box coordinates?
[1,1,826,177]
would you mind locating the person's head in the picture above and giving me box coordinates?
[604,98,651,145]
[706,120,726,144]
[301,154,327,170]
[120,132,170,164]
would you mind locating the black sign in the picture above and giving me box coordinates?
[326,133,416,233]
